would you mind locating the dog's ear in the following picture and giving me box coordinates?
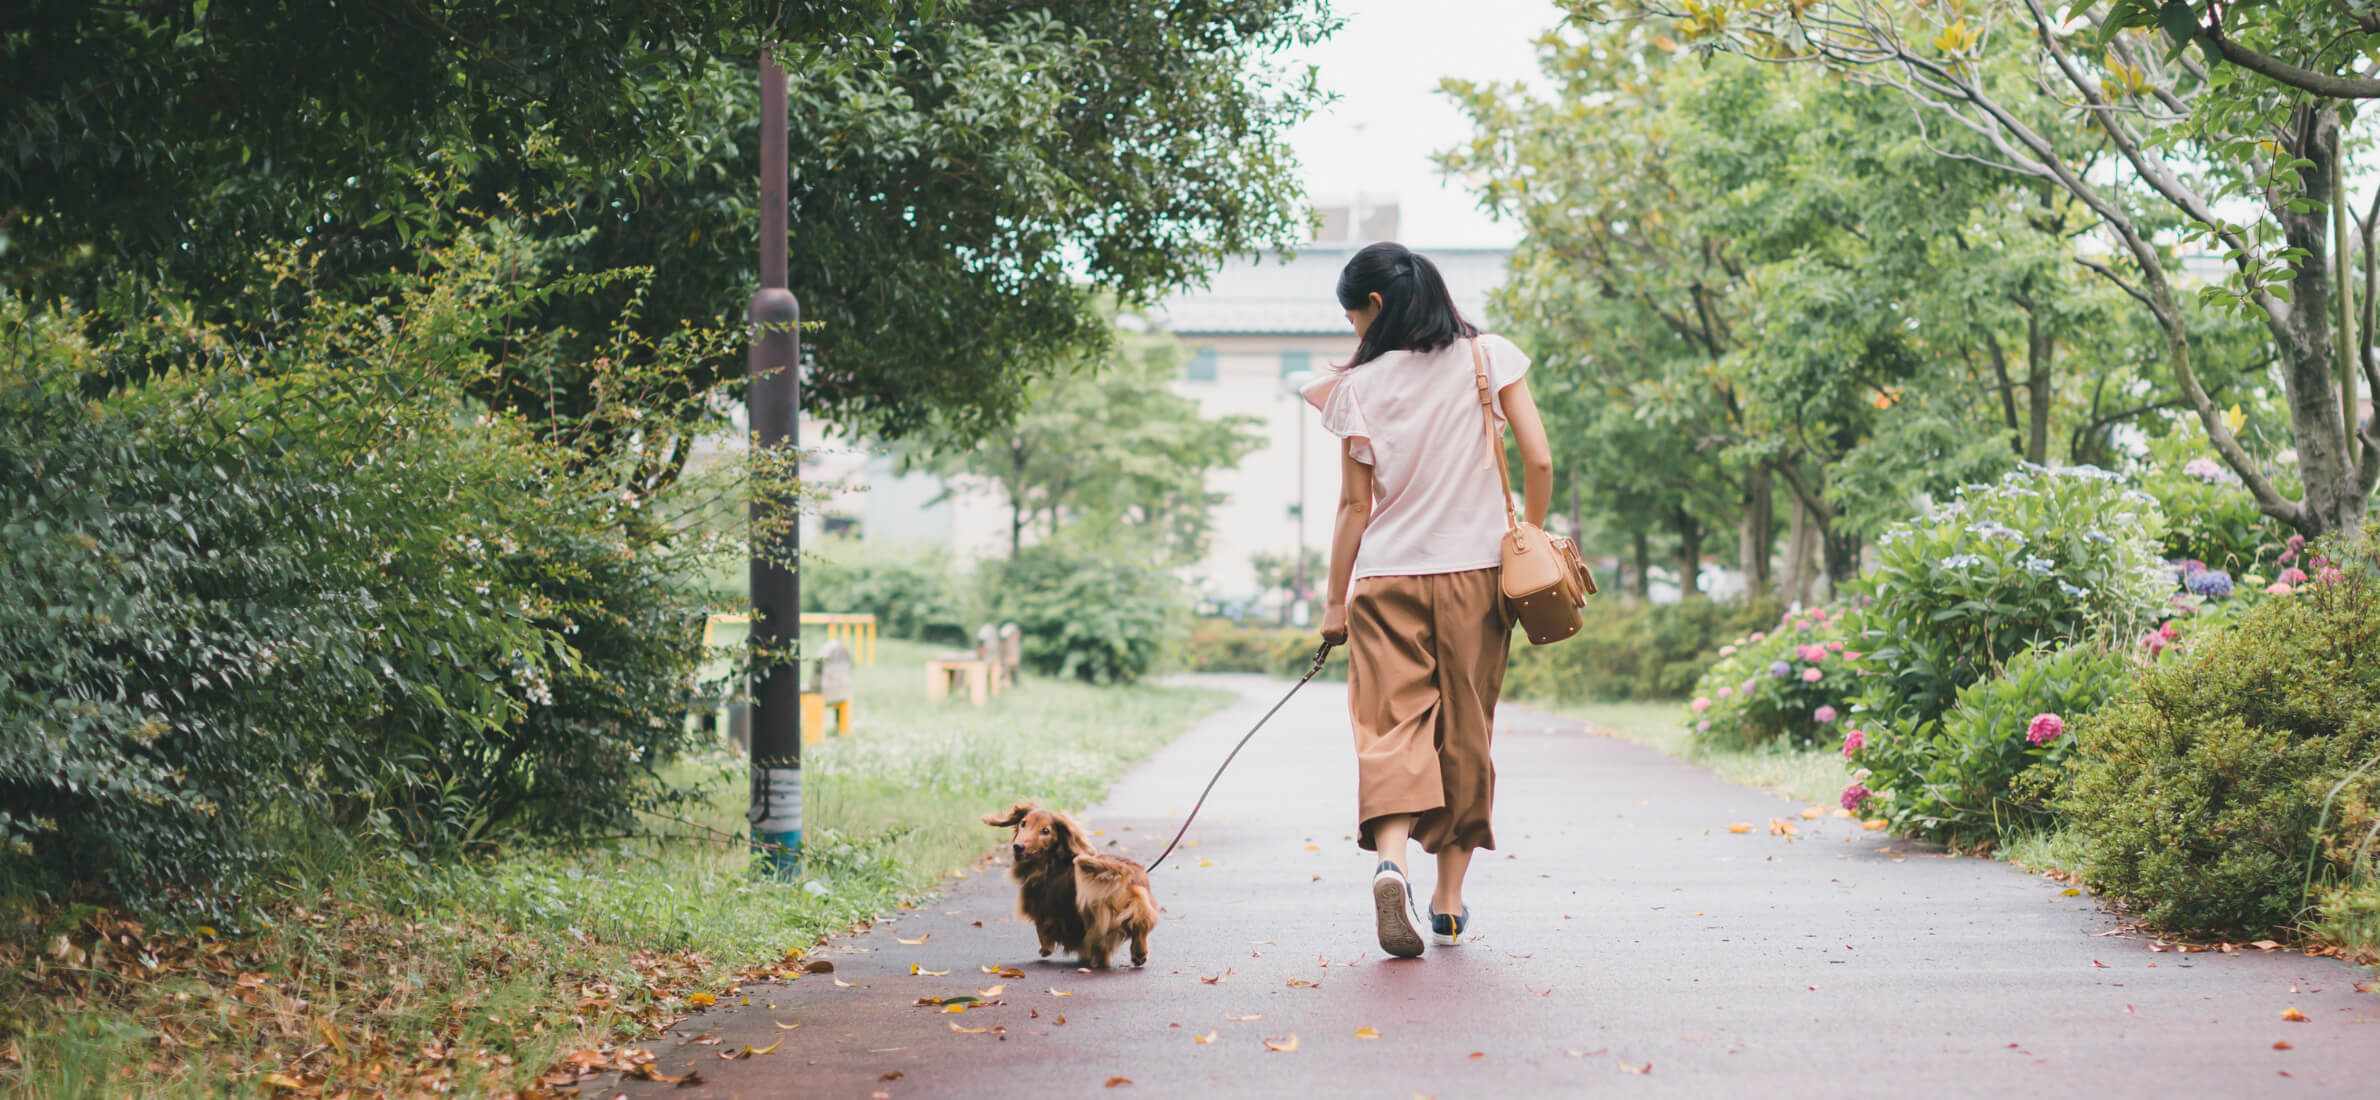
[1049,811,1096,856]
[982,802,1035,829]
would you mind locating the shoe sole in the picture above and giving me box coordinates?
[1372,874,1425,958]
[1431,929,1465,947]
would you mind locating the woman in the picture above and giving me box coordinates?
[1302,242,1552,959]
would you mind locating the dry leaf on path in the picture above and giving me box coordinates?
[1226,1013,1263,1021]
[1354,1027,1381,1040]
[1106,1077,1133,1087]
[2281,1007,2309,1022]
[1768,818,1798,836]
[1049,987,1072,997]
[1726,823,1753,834]
[1264,1034,1300,1052]
[1286,978,1319,989]
[979,984,1007,998]
[950,1022,996,1034]
[2274,1041,2294,1050]
[898,934,930,945]
[1800,807,1823,819]
[911,965,950,976]
[1618,1059,1652,1075]
[834,978,856,988]
[1194,1031,1219,1044]
[687,993,716,1006]
[1862,819,1887,830]
[774,1020,801,1030]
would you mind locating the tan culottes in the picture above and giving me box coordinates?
[1346,567,1510,854]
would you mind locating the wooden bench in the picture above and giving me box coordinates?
[927,623,1005,705]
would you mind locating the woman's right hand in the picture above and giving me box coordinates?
[1319,601,1348,647]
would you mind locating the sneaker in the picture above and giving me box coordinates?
[1370,860,1425,958]
[1429,905,1472,946]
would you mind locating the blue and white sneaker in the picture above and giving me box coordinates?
[1430,905,1472,946]
[1371,860,1425,958]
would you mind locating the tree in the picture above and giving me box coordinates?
[1610,0,2379,535]
[3,0,1333,453]
[1250,547,1327,612]
[909,315,1262,563]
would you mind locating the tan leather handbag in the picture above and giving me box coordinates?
[1471,339,1596,645]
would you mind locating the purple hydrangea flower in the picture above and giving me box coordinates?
[1770,660,1792,679]
[2026,713,2066,746]
[2184,570,2234,598]
[1840,783,1872,812]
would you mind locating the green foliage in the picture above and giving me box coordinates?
[1853,466,2169,730]
[1178,621,1347,681]
[801,539,976,646]
[7,0,1333,446]
[982,536,1187,685]
[1680,605,1868,749]
[1848,640,2132,845]
[1504,597,1785,706]
[2138,445,2290,574]
[0,238,715,917]
[2060,564,2380,935]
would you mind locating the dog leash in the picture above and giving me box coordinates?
[1146,640,1339,875]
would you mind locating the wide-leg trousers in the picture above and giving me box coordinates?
[1345,567,1509,854]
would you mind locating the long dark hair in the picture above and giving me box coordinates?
[1337,242,1478,367]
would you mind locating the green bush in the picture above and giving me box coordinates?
[1845,640,2130,845]
[803,539,976,645]
[1854,465,2168,731]
[2060,565,2380,935]
[1179,621,1347,681]
[1681,604,1870,749]
[1503,596,1784,705]
[2141,462,2286,576]
[983,536,1187,684]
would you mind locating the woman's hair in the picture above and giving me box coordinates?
[1336,242,1478,367]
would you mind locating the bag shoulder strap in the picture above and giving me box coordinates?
[1471,337,1519,533]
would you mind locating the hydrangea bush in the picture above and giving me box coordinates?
[1851,465,2169,731]
[1842,640,2131,845]
[1682,604,1867,749]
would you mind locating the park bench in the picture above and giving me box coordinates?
[926,622,1019,705]
[693,612,875,743]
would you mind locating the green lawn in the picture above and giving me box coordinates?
[1537,699,1852,809]
[4,639,1232,1098]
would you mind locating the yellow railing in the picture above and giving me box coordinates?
[700,612,878,666]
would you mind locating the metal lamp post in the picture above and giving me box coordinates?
[746,44,803,879]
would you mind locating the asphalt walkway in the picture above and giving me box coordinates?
[605,674,2380,1098]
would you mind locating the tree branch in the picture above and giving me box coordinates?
[2208,21,2380,98]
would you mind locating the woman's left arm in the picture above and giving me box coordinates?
[1500,377,1555,528]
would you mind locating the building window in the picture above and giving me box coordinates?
[1185,347,1217,382]
[1279,349,1311,379]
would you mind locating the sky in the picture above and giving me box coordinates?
[1277,0,1563,249]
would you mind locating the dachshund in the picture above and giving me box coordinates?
[982,802,1158,968]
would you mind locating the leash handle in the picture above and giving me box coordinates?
[1147,641,1337,875]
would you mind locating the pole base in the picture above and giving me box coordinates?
[752,829,801,880]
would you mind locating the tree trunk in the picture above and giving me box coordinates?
[2336,159,2359,475]
[2026,309,2052,465]
[1983,332,2023,457]
[1630,529,1651,603]
[1822,528,1861,595]
[1738,465,1773,598]
[1673,507,1702,599]
[1569,476,1584,544]
[2277,105,2360,535]
[1783,495,1814,607]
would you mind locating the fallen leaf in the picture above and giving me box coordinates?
[897,934,930,945]
[801,959,835,973]
[1618,1059,1652,1076]
[2251,939,2281,951]
[774,1020,802,1030]
[1354,1027,1381,1040]
[687,993,717,1006]
[2282,1007,2308,1022]
[1106,1077,1133,1088]
[1264,1034,1301,1052]
[260,1073,307,1092]
[982,964,1004,973]
[718,1048,751,1061]
[1049,987,1072,997]
[950,1022,994,1034]
[880,1071,904,1081]
[1800,807,1823,819]
[998,967,1027,979]
[1200,969,1234,984]
[1726,823,1754,834]
[2274,1041,2294,1050]
[979,984,1007,998]
[1194,1031,1218,1044]
[2059,888,2081,897]
[1468,1051,1486,1061]
[1769,818,1798,836]
[2092,960,2108,968]
[1862,819,1887,830]
[1197,860,1213,867]
[1286,978,1319,989]
[1226,1013,1263,1021]
[834,978,856,988]
[912,965,950,976]
[915,995,978,1007]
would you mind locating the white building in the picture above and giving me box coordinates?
[806,201,1513,606]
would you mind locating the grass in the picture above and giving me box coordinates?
[0,639,1232,1098]
[1545,699,1851,807]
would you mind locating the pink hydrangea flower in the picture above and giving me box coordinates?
[1814,705,1838,724]
[1841,728,1866,757]
[1741,678,1757,695]
[2266,581,2295,596]
[2279,548,2298,566]
[1750,632,1766,643]
[1801,667,1824,683]
[2141,631,2169,657]
[2288,533,2307,553]
[1840,783,1871,812]
[1697,720,1712,733]
[1842,650,1862,661]
[2158,620,2182,642]
[1718,686,1734,698]
[2026,712,2066,747]
[1691,697,1713,713]
[1827,641,1845,653]
[2320,566,2346,585]
[1798,644,1826,662]
[1719,645,1738,658]
[2279,567,2309,585]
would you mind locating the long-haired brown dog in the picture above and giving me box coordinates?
[983,802,1157,968]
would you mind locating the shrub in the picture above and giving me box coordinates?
[982,536,1187,684]
[1681,604,1869,749]
[1854,466,2168,731]
[1844,640,2130,845]
[803,539,976,645]
[1504,596,1785,705]
[2138,444,2289,576]
[1179,621,1347,681]
[2059,561,2380,935]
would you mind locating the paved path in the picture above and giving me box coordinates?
[608,675,2380,1098]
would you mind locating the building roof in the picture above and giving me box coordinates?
[1157,245,1512,336]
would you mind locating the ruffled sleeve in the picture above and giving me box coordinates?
[1482,334,1533,423]
[1301,369,1373,465]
